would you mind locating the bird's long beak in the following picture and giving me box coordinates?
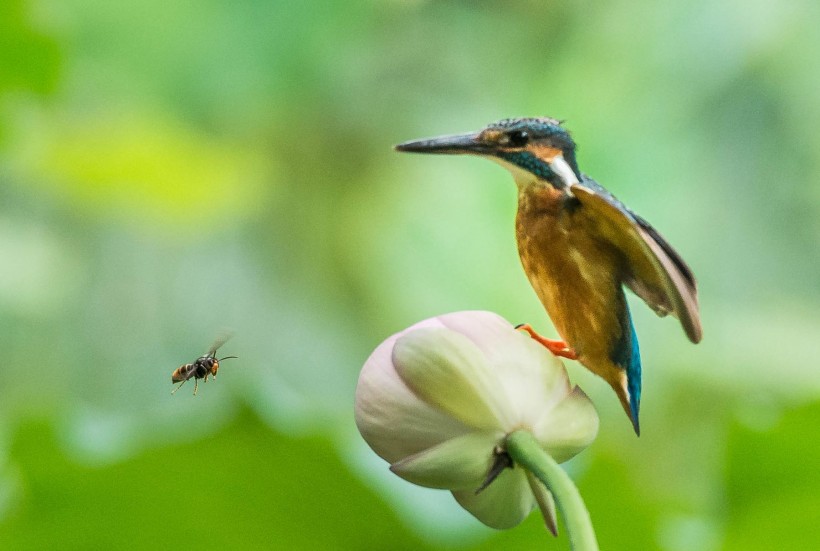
[395,132,488,155]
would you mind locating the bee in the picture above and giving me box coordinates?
[171,335,237,395]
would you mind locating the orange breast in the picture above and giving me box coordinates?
[515,187,626,370]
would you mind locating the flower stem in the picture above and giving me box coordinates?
[505,430,599,551]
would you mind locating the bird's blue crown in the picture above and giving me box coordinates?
[484,118,580,181]
[485,117,573,146]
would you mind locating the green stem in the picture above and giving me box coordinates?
[505,430,599,551]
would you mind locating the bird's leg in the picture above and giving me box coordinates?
[515,323,578,360]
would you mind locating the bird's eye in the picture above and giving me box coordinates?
[506,130,529,147]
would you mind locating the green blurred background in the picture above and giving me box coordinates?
[0,0,818,549]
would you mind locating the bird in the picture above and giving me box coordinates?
[395,117,701,435]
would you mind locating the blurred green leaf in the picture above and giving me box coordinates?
[723,401,820,550]
[0,0,61,97]
[0,408,435,550]
[11,108,275,238]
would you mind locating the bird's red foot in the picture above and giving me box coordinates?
[515,323,578,360]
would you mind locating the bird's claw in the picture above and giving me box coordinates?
[515,323,578,360]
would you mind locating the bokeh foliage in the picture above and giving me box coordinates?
[0,0,818,549]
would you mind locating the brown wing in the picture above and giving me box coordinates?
[569,183,702,343]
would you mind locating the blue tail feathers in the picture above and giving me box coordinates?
[613,306,642,435]
[626,313,642,435]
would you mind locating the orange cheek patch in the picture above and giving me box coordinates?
[531,145,562,163]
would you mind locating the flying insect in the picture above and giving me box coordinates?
[171,335,237,396]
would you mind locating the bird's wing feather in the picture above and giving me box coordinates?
[569,180,702,343]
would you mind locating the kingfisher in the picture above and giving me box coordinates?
[395,117,701,435]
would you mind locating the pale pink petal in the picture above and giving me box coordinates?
[437,311,572,430]
[452,467,534,529]
[389,430,503,489]
[392,327,510,430]
[532,386,599,463]
[355,318,470,463]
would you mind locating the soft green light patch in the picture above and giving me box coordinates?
[15,108,275,238]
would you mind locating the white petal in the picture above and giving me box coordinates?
[452,467,534,529]
[438,311,572,431]
[392,327,511,430]
[493,336,573,431]
[436,312,525,375]
[532,386,599,463]
[435,310,514,345]
[389,430,502,489]
[355,319,471,463]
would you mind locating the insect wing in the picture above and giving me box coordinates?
[205,331,234,357]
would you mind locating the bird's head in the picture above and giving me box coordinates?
[395,117,581,191]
